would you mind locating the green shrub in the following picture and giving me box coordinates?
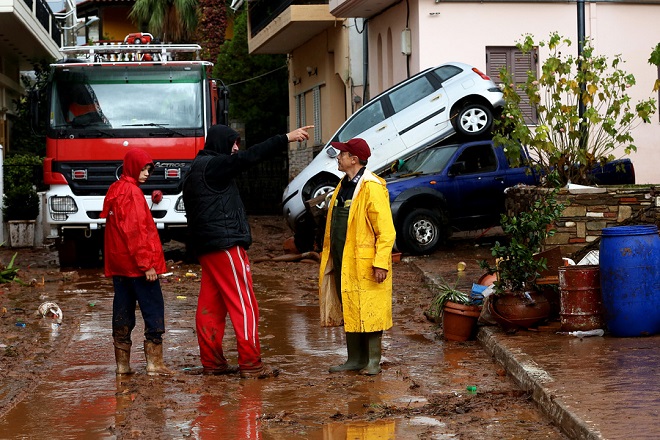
[3,154,42,220]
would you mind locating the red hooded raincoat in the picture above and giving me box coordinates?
[101,148,167,277]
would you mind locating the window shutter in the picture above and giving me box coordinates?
[487,46,538,124]
[486,49,508,84]
[513,50,537,124]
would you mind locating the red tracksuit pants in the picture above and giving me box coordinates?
[197,246,262,371]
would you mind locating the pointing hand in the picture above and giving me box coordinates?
[287,125,314,143]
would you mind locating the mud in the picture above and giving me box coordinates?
[0,216,566,439]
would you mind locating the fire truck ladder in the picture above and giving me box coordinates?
[59,43,204,63]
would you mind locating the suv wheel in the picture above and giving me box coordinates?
[308,180,338,210]
[453,103,493,137]
[399,208,446,255]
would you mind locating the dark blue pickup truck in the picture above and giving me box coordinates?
[386,140,635,255]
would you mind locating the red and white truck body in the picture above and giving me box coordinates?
[43,38,225,265]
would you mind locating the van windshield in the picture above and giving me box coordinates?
[50,65,204,130]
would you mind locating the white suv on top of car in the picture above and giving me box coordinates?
[282,61,504,250]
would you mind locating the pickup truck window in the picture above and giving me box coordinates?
[455,144,497,174]
[389,75,435,113]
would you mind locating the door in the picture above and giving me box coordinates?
[448,143,505,227]
[333,97,403,167]
[388,73,450,155]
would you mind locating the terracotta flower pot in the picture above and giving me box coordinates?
[442,301,481,341]
[489,291,551,330]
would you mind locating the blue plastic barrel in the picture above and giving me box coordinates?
[599,225,660,337]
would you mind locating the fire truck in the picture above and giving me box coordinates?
[40,35,227,267]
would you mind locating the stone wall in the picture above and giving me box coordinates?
[288,142,315,180]
[505,185,660,259]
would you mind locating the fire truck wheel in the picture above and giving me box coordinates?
[57,233,103,269]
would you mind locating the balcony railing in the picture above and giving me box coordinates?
[22,0,62,48]
[249,0,328,37]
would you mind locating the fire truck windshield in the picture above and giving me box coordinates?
[50,65,204,132]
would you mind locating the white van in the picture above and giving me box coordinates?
[282,61,504,250]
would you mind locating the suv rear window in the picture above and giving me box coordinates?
[432,65,463,82]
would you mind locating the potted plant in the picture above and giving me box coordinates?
[427,277,481,341]
[479,186,564,330]
[3,154,43,247]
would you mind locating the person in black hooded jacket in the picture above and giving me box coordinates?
[183,124,313,378]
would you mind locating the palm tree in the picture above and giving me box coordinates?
[130,0,198,43]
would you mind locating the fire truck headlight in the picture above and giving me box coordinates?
[175,196,185,213]
[49,196,78,214]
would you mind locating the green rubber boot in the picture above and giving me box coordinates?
[359,331,382,376]
[329,332,368,372]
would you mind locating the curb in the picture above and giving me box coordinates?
[411,259,602,439]
[477,327,602,440]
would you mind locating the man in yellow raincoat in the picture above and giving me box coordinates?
[318,138,396,375]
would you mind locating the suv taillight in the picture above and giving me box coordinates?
[472,67,491,81]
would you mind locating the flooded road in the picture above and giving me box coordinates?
[0,217,565,439]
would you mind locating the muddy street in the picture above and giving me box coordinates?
[0,216,565,439]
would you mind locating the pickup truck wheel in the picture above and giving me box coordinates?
[293,212,319,253]
[399,209,446,255]
[453,103,493,137]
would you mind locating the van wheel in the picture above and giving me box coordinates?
[453,103,493,137]
[398,208,447,255]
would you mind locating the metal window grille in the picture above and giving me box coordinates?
[313,86,322,145]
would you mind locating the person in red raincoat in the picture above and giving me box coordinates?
[101,148,171,376]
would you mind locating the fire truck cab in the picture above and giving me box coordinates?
[42,38,227,267]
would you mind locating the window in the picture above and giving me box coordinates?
[455,144,497,174]
[486,46,538,124]
[388,75,435,113]
[51,66,204,129]
[432,65,462,83]
[399,144,460,175]
[338,99,386,142]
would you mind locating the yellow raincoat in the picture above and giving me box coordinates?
[318,169,396,332]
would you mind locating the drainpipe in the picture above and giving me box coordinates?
[577,0,587,149]
[362,20,369,104]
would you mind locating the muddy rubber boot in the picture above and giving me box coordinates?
[115,346,134,375]
[239,364,280,379]
[144,341,173,376]
[329,332,368,373]
[359,331,382,376]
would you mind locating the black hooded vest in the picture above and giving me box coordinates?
[183,155,251,256]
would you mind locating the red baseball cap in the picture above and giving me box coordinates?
[330,138,371,161]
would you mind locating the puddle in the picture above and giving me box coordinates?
[0,262,563,439]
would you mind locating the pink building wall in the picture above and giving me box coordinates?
[364,1,660,184]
